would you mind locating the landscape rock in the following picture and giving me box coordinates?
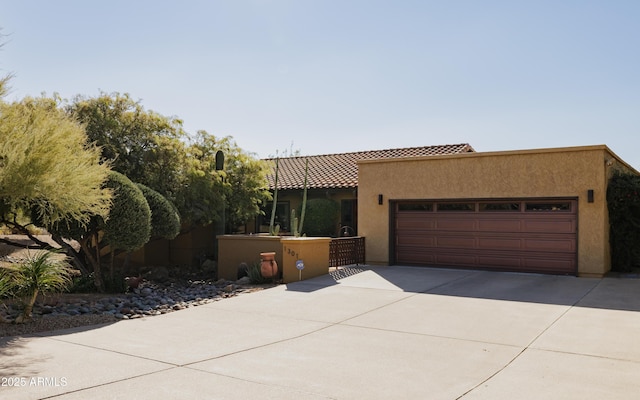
[1,276,273,337]
[236,276,252,285]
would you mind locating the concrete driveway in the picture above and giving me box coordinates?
[2,266,640,399]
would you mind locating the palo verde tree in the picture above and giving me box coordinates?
[0,91,112,240]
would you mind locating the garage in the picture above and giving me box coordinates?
[393,199,577,275]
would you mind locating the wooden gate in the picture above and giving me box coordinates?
[329,237,365,268]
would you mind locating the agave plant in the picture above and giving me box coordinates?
[247,261,271,284]
[13,250,73,322]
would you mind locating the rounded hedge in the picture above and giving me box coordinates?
[102,171,151,251]
[137,183,181,240]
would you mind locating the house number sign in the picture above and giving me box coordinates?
[284,246,299,259]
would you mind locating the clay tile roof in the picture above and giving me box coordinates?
[264,143,475,190]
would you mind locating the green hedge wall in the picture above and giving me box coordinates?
[607,172,640,272]
[303,198,340,237]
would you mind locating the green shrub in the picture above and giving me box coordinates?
[68,273,96,293]
[607,172,640,272]
[247,261,271,284]
[137,183,181,240]
[103,171,151,251]
[303,198,340,237]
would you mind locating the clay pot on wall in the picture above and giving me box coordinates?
[260,252,278,278]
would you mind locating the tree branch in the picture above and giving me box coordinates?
[0,219,53,249]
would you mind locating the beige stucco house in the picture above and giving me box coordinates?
[358,145,638,277]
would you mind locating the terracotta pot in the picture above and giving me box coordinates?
[260,252,278,278]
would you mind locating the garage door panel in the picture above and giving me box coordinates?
[436,236,476,249]
[523,219,575,233]
[435,219,476,231]
[477,219,522,232]
[477,237,523,250]
[395,217,436,230]
[524,238,576,252]
[394,199,577,275]
[397,235,436,247]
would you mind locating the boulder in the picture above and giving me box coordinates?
[236,276,251,285]
[237,262,249,279]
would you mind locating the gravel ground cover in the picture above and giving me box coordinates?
[0,278,271,338]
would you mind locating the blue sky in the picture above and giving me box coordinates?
[1,1,639,167]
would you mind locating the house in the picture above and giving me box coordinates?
[144,142,637,279]
[132,144,474,268]
[254,144,475,236]
[357,145,639,277]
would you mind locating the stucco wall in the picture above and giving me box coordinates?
[358,145,635,277]
[217,235,283,280]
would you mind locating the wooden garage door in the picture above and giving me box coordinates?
[394,199,577,275]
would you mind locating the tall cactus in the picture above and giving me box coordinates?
[298,159,308,235]
[291,159,309,237]
[291,208,299,237]
[269,158,280,235]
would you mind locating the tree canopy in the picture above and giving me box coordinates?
[66,92,187,203]
[0,83,271,291]
[66,92,270,230]
[0,94,112,227]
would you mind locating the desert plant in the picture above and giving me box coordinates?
[12,250,73,322]
[0,94,112,229]
[269,158,280,235]
[291,209,300,237]
[291,159,309,237]
[247,261,271,284]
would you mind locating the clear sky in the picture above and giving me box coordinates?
[1,1,639,168]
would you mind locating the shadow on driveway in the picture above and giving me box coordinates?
[287,265,640,312]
